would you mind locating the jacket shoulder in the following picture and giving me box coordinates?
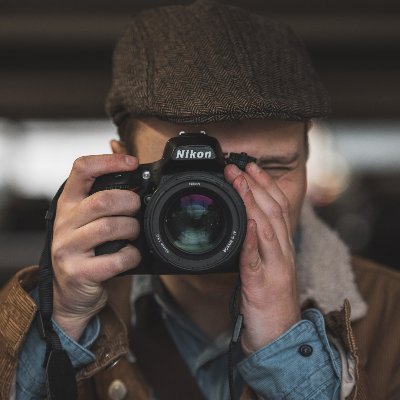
[350,257,400,399]
[352,255,400,292]
[0,265,39,349]
[0,266,39,399]
[351,255,400,322]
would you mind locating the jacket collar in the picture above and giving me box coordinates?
[297,202,368,321]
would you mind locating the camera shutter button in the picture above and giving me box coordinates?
[142,171,151,180]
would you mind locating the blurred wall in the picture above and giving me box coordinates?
[1,0,400,120]
[0,0,399,284]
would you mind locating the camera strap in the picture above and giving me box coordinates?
[37,181,78,400]
[228,277,244,400]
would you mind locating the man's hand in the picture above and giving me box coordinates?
[51,154,141,341]
[225,162,301,356]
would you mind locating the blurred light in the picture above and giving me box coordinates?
[329,120,400,172]
[1,119,400,200]
[0,119,115,197]
[307,123,351,206]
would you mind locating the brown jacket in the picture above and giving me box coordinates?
[0,257,400,400]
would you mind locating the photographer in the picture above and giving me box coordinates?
[1,1,399,399]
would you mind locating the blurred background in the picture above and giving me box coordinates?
[1,0,399,285]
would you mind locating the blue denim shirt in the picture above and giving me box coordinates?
[16,278,341,400]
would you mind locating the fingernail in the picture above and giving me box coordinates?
[227,163,241,174]
[248,162,260,172]
[125,155,137,166]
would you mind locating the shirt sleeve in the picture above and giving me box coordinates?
[237,308,342,400]
[15,286,100,399]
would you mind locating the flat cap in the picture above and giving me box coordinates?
[106,0,330,125]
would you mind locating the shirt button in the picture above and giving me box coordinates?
[108,379,128,400]
[298,344,313,357]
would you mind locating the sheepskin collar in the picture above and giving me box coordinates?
[297,202,368,321]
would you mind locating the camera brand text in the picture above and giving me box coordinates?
[176,149,212,159]
[222,230,237,253]
[172,145,216,160]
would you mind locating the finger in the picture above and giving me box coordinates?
[239,219,263,284]
[239,220,271,313]
[81,245,141,283]
[69,189,141,228]
[232,172,291,256]
[232,175,282,261]
[245,162,292,238]
[67,216,140,253]
[225,163,292,240]
[61,154,138,204]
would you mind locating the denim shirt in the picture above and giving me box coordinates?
[16,278,341,400]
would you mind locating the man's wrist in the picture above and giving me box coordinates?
[241,304,301,356]
[53,313,93,342]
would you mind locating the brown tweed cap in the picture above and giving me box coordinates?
[106,0,330,126]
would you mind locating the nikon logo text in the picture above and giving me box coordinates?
[172,145,216,160]
[175,149,212,159]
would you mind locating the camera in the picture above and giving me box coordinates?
[90,132,256,274]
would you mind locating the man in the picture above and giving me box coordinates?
[1,1,399,399]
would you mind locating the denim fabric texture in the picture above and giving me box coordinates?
[17,279,341,399]
[16,287,99,398]
[238,309,341,399]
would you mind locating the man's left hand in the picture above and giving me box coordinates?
[225,162,301,356]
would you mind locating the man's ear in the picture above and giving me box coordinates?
[110,139,127,155]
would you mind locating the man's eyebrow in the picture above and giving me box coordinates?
[257,153,300,164]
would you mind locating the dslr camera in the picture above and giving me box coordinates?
[91,132,256,274]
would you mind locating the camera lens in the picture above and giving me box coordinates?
[164,192,226,254]
[144,172,247,272]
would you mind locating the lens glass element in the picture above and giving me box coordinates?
[164,192,226,254]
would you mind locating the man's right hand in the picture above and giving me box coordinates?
[50,154,141,341]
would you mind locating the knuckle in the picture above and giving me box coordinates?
[262,227,275,241]
[123,246,142,269]
[72,156,90,175]
[56,262,78,286]
[109,252,129,273]
[90,191,113,213]
[248,254,261,269]
[269,202,282,218]
[52,241,68,264]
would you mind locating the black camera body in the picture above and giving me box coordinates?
[91,132,256,275]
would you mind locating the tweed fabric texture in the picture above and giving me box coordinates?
[106,0,331,125]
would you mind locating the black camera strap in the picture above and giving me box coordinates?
[228,278,244,400]
[37,181,78,400]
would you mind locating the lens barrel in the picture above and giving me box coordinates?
[144,172,246,272]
